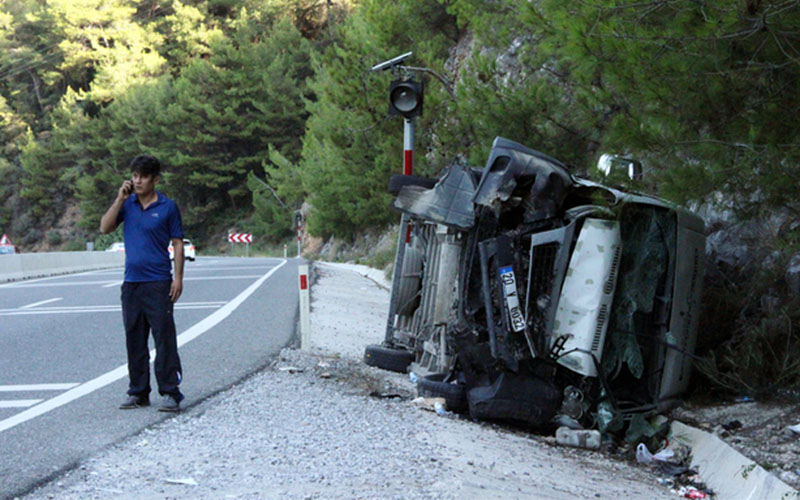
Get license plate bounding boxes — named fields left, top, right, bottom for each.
left=499, top=266, right=525, bottom=332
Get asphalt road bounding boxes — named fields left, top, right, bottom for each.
left=0, top=256, right=299, bottom=499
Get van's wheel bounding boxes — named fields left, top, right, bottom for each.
left=363, top=344, right=414, bottom=373
left=417, top=373, right=468, bottom=413
left=388, top=174, right=437, bottom=195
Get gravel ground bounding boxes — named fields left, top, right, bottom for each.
left=19, top=262, right=695, bottom=499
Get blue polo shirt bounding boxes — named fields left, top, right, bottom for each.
left=117, top=192, right=184, bottom=282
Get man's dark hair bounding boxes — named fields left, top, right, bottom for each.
left=129, top=154, right=162, bottom=177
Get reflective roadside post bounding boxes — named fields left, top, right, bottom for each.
left=298, top=264, right=310, bottom=350
left=370, top=52, right=424, bottom=345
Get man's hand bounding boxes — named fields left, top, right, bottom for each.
left=170, top=237, right=184, bottom=302
left=170, top=279, right=183, bottom=302
left=118, top=179, right=133, bottom=202
left=100, top=179, right=133, bottom=234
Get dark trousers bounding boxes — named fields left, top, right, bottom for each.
left=121, top=281, right=183, bottom=400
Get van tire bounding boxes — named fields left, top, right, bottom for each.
left=363, top=344, right=414, bottom=373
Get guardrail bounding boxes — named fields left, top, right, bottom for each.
left=0, top=251, right=125, bottom=283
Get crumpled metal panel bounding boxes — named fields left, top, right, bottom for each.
left=393, top=164, right=477, bottom=230
left=551, top=219, right=622, bottom=377
left=473, top=137, right=573, bottom=222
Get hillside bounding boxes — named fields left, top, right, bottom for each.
left=1, top=0, right=799, bottom=397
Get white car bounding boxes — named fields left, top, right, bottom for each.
left=168, top=239, right=196, bottom=261
left=105, top=242, right=125, bottom=252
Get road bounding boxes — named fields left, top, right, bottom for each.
left=0, top=257, right=299, bottom=499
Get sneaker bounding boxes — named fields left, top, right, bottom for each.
left=119, top=394, right=150, bottom=409
left=158, top=394, right=181, bottom=413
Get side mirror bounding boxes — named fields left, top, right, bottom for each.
left=597, top=154, right=643, bottom=181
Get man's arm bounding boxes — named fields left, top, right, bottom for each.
left=170, top=238, right=184, bottom=302
left=100, top=180, right=133, bottom=234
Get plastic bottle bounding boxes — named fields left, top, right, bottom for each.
left=555, top=426, right=601, bottom=450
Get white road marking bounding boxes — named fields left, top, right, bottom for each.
left=183, top=275, right=264, bottom=281
left=103, top=281, right=123, bottom=288
left=0, top=259, right=287, bottom=433
left=19, top=298, right=63, bottom=309
left=0, top=301, right=228, bottom=316
left=0, top=384, right=79, bottom=392
left=183, top=265, right=278, bottom=272
left=0, top=400, right=43, bottom=409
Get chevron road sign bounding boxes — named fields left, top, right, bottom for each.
left=228, top=233, right=253, bottom=243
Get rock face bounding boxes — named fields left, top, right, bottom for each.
left=786, top=253, right=800, bottom=296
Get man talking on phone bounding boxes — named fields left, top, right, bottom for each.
left=100, top=154, right=185, bottom=412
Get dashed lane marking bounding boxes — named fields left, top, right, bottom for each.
left=0, top=400, right=43, bottom=409
left=19, top=298, right=63, bottom=309
left=0, top=384, right=80, bottom=391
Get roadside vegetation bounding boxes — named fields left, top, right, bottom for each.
left=1, top=0, right=798, bottom=398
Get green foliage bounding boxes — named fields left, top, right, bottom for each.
left=695, top=259, right=800, bottom=399
left=245, top=144, right=306, bottom=240
left=0, top=95, right=26, bottom=230
left=63, top=238, right=87, bottom=251
left=298, top=0, right=458, bottom=238
left=47, top=230, right=62, bottom=246
left=94, top=225, right=123, bottom=250
left=4, top=2, right=315, bottom=244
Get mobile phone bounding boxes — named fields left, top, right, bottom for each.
left=124, top=179, right=133, bottom=195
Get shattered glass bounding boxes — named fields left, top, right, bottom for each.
left=603, top=207, right=675, bottom=379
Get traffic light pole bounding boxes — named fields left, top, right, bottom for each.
left=384, top=118, right=415, bottom=344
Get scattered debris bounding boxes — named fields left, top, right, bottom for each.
left=319, top=372, right=332, bottom=379
left=788, top=423, right=800, bottom=435
left=555, top=427, right=601, bottom=450
left=411, top=397, right=446, bottom=413
left=278, top=366, right=304, bottom=373
left=721, top=420, right=742, bottom=431
left=672, top=485, right=707, bottom=499
left=636, top=443, right=675, bottom=464
left=369, top=391, right=404, bottom=400
left=164, top=477, right=198, bottom=486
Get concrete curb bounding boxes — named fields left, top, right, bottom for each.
left=670, top=421, right=797, bottom=499
left=316, top=262, right=391, bottom=290
left=0, top=251, right=124, bottom=283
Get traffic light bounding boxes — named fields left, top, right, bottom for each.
left=389, top=79, right=423, bottom=118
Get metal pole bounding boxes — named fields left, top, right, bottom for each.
left=297, top=222, right=301, bottom=258
left=384, top=117, right=415, bottom=344
left=403, top=118, right=414, bottom=175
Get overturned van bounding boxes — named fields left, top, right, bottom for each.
left=365, top=137, right=705, bottom=431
